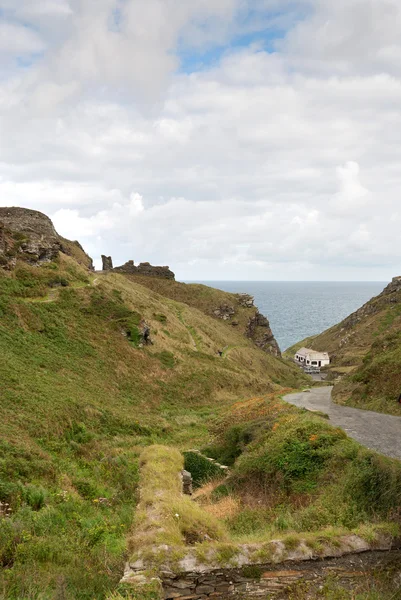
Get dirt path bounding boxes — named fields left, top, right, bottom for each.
left=284, top=387, right=401, bottom=461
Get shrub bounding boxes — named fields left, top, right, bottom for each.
left=23, top=485, right=47, bottom=511
left=183, top=452, right=223, bottom=488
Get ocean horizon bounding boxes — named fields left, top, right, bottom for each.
left=183, top=281, right=386, bottom=351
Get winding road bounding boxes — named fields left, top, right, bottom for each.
left=284, top=387, right=401, bottom=461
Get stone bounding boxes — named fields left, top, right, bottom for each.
left=212, top=305, right=236, bottom=320
left=169, top=579, right=195, bottom=589
left=181, top=470, right=193, bottom=496
left=246, top=311, right=281, bottom=356
left=114, top=259, right=175, bottom=280
left=164, top=588, right=192, bottom=598
left=101, top=255, right=113, bottom=270
left=237, top=294, right=255, bottom=308
left=0, top=207, right=93, bottom=270
left=195, top=585, right=215, bottom=594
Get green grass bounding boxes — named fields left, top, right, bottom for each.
left=198, top=394, right=401, bottom=544
left=1, top=248, right=399, bottom=599
left=0, top=254, right=309, bottom=598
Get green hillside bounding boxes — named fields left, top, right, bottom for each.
left=0, top=243, right=306, bottom=599
left=285, top=277, right=401, bottom=415
left=1, top=211, right=400, bottom=600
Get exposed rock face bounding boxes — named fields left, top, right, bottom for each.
left=337, top=276, right=401, bottom=333
left=213, top=304, right=236, bottom=321
left=113, top=259, right=175, bottom=280
left=237, top=293, right=255, bottom=308
left=0, top=207, right=94, bottom=270
left=102, top=255, right=113, bottom=271
left=246, top=311, right=281, bottom=356
left=0, top=207, right=61, bottom=266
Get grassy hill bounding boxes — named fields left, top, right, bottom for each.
left=0, top=238, right=307, bottom=599
left=1, top=211, right=400, bottom=600
left=285, top=277, right=401, bottom=415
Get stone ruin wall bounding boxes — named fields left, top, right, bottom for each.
left=122, top=446, right=401, bottom=600
left=101, top=256, right=175, bottom=280
left=159, top=549, right=401, bottom=599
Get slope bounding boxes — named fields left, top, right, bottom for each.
left=285, top=277, right=401, bottom=415
left=0, top=226, right=306, bottom=599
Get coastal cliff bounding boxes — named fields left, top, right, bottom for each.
left=287, top=276, right=401, bottom=415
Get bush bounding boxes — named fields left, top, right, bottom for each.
left=235, top=416, right=347, bottom=494
left=183, top=452, right=223, bottom=488
left=204, top=421, right=267, bottom=466
left=344, top=451, right=401, bottom=516
left=22, top=485, right=47, bottom=511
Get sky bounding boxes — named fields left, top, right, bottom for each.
left=0, top=0, right=401, bottom=281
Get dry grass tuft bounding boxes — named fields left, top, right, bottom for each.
left=203, top=496, right=240, bottom=520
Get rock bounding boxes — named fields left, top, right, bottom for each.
left=237, top=294, right=255, bottom=308
left=181, top=470, right=193, bottom=496
left=246, top=311, right=281, bottom=357
left=114, top=259, right=175, bottom=280
left=101, top=255, right=113, bottom=271
left=0, top=207, right=93, bottom=270
left=213, top=305, right=236, bottom=320
left=140, top=320, right=153, bottom=345
left=195, top=584, right=215, bottom=594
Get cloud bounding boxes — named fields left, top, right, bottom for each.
left=0, top=0, right=401, bottom=280
left=0, top=23, right=46, bottom=57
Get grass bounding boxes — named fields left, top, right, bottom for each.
left=128, top=445, right=227, bottom=560
left=0, top=245, right=400, bottom=598
left=286, top=281, right=401, bottom=416
left=0, top=254, right=309, bottom=598
left=192, top=393, right=401, bottom=548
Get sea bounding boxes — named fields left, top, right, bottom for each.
left=186, top=281, right=386, bottom=352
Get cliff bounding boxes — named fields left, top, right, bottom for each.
left=286, top=277, right=401, bottom=415
left=0, top=206, right=94, bottom=270
left=0, top=207, right=399, bottom=600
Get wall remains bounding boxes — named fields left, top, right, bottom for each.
left=121, top=446, right=400, bottom=600
left=113, top=259, right=175, bottom=280
left=160, top=549, right=401, bottom=599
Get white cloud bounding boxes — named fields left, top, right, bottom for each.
left=0, top=23, right=46, bottom=56
left=0, top=0, right=401, bottom=280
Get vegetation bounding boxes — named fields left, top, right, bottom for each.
left=0, top=238, right=400, bottom=599
left=195, top=394, right=401, bottom=544
left=0, top=251, right=308, bottom=599
left=285, top=280, right=401, bottom=415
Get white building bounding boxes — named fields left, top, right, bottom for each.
left=294, top=347, right=330, bottom=368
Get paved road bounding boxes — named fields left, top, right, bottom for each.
left=284, top=387, right=401, bottom=461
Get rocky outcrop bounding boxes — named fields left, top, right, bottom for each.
left=0, top=207, right=61, bottom=267
left=102, top=255, right=113, bottom=271
left=113, top=259, right=175, bottom=280
left=237, top=294, right=255, bottom=308
left=212, top=296, right=280, bottom=355
left=0, top=207, right=94, bottom=270
left=213, top=304, right=236, bottom=321
left=333, top=276, right=401, bottom=333
left=246, top=311, right=281, bottom=357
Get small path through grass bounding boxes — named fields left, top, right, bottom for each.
left=284, top=387, right=401, bottom=461
left=24, top=276, right=100, bottom=304
left=176, top=308, right=198, bottom=352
